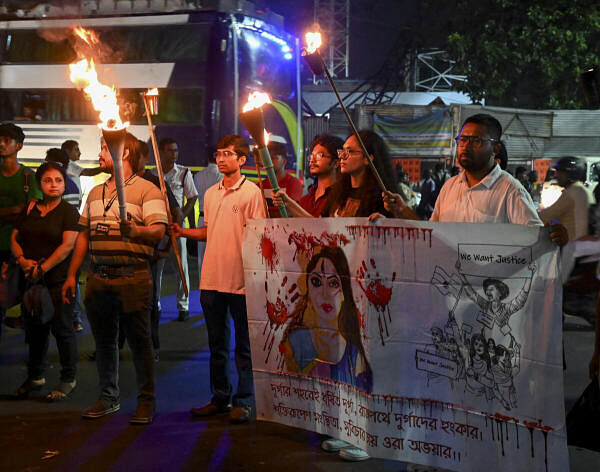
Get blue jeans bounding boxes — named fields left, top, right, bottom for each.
left=84, top=266, right=154, bottom=403
left=24, top=284, right=77, bottom=382
left=200, top=290, right=253, bottom=408
left=72, top=281, right=83, bottom=325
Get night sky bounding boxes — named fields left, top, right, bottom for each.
left=263, top=0, right=421, bottom=79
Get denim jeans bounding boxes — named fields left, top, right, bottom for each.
left=84, top=266, right=154, bottom=403
left=200, top=290, right=253, bottom=408
left=155, top=236, right=189, bottom=312
left=149, top=259, right=161, bottom=350
left=24, top=284, right=77, bottom=382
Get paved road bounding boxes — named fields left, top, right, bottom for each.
left=1, top=258, right=599, bottom=471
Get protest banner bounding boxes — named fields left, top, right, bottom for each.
left=243, top=218, right=567, bottom=471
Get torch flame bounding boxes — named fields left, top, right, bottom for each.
left=69, top=58, right=128, bottom=130
left=305, top=31, right=322, bottom=54
left=146, top=88, right=159, bottom=96
left=73, top=26, right=99, bottom=46
left=242, top=91, right=272, bottom=113
left=264, top=130, right=270, bottom=145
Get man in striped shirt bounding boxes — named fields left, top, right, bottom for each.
left=62, top=132, right=167, bottom=424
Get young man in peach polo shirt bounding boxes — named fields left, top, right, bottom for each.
left=172, top=135, right=265, bottom=424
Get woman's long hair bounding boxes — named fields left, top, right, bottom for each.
left=283, top=246, right=371, bottom=376
left=322, top=130, right=396, bottom=217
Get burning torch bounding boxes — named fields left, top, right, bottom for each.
left=68, top=57, right=129, bottom=223
left=239, top=92, right=288, bottom=218
left=142, top=88, right=189, bottom=298
left=303, top=30, right=387, bottom=192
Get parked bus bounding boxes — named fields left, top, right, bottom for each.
left=0, top=3, right=302, bottom=178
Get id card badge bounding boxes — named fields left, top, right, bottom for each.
left=96, top=222, right=110, bottom=235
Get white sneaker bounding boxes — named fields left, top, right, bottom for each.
left=339, top=446, right=370, bottom=461
left=321, top=438, right=352, bottom=452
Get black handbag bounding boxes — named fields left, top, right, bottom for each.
left=566, top=377, right=600, bottom=451
left=23, top=283, right=54, bottom=324
left=0, top=261, right=22, bottom=310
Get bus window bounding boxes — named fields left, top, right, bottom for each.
left=1, top=24, right=211, bottom=64
left=0, top=88, right=204, bottom=125
left=238, top=28, right=295, bottom=101
left=3, top=30, right=75, bottom=63
left=99, top=24, right=211, bottom=63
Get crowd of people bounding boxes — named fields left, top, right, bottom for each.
left=0, top=111, right=595, bottom=466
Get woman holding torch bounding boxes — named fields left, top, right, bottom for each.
left=274, top=130, right=396, bottom=219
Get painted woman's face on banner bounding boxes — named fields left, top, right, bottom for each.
left=308, top=257, right=344, bottom=329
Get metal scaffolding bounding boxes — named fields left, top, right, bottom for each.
left=314, top=0, right=350, bottom=78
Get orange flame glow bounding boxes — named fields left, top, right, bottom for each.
left=305, top=31, right=322, bottom=54
left=242, top=91, right=271, bottom=113
left=146, top=88, right=159, bottom=96
left=73, top=27, right=99, bottom=46
left=69, top=58, right=128, bottom=130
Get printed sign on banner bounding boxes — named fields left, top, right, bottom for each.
left=243, top=218, right=568, bottom=472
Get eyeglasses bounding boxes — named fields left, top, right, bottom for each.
left=309, top=152, right=333, bottom=161
left=213, top=150, right=238, bottom=159
left=337, top=149, right=363, bottom=159
left=454, top=135, right=498, bottom=148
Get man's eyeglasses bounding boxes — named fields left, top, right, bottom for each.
left=213, top=150, right=238, bottom=159
left=309, top=152, right=333, bottom=161
left=454, top=135, right=498, bottom=148
left=337, top=149, right=363, bottom=159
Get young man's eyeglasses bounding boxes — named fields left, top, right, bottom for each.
left=337, top=149, right=363, bottom=159
left=454, top=135, right=498, bottom=148
left=309, top=152, right=333, bottom=161
left=213, top=150, right=238, bottom=159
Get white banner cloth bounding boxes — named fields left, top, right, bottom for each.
left=243, top=218, right=568, bottom=472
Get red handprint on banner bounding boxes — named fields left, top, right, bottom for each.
left=263, top=277, right=300, bottom=364
left=357, top=258, right=396, bottom=345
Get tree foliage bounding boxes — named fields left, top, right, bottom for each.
left=428, top=0, right=600, bottom=108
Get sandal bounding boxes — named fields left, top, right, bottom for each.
left=46, top=380, right=76, bottom=402
left=12, top=378, right=45, bottom=398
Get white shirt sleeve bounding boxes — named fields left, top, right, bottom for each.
left=183, top=168, right=198, bottom=199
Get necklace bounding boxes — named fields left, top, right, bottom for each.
left=102, top=174, right=136, bottom=217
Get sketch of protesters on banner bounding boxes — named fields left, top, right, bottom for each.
left=279, top=246, right=373, bottom=392
left=419, top=257, right=535, bottom=411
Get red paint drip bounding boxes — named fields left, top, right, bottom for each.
left=259, top=234, right=278, bottom=273
left=288, top=283, right=297, bottom=294
left=281, top=276, right=287, bottom=287
left=288, top=231, right=350, bottom=261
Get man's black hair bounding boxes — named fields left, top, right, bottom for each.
left=61, top=139, right=78, bottom=152
left=267, top=141, right=288, bottom=160
left=495, top=141, right=508, bottom=170
left=158, top=137, right=177, bottom=151
left=0, top=122, right=25, bottom=144
left=45, top=147, right=69, bottom=167
left=462, top=113, right=502, bottom=141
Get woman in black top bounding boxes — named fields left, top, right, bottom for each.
left=10, top=161, right=80, bottom=400
left=321, top=130, right=396, bottom=218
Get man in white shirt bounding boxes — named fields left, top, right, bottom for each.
left=193, top=150, right=223, bottom=289
left=381, top=113, right=567, bottom=472
left=61, top=140, right=103, bottom=202
left=386, top=114, right=545, bottom=227
left=172, top=134, right=265, bottom=424
left=153, top=137, right=198, bottom=321
left=539, top=157, right=590, bottom=281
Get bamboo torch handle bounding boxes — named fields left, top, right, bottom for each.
left=142, top=94, right=189, bottom=298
